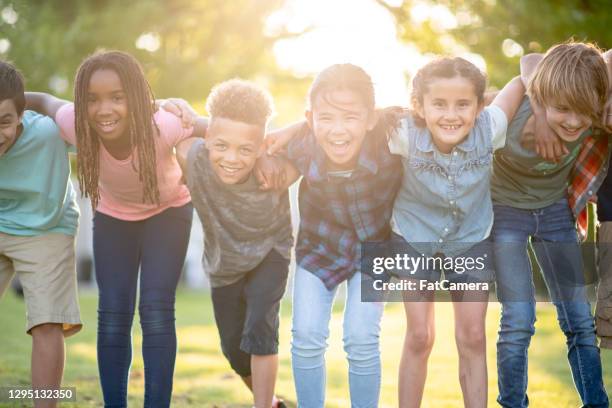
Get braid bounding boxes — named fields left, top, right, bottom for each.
left=73, top=51, right=160, bottom=209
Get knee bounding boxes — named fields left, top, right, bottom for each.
left=455, top=325, right=486, bottom=353
left=500, top=303, right=536, bottom=333
left=139, top=303, right=175, bottom=336
left=291, top=324, right=328, bottom=358
left=405, top=326, right=435, bottom=355
left=30, top=323, right=63, bottom=339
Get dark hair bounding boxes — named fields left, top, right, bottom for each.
left=411, top=57, right=487, bottom=126
left=304, top=63, right=399, bottom=144
left=0, top=60, right=25, bottom=115
left=206, top=78, right=274, bottom=127
left=307, top=63, right=375, bottom=111
left=74, top=50, right=159, bottom=209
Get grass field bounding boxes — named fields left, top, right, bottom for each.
left=1, top=289, right=612, bottom=407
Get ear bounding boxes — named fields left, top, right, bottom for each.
left=476, top=100, right=485, bottom=115
left=415, top=102, right=426, bottom=122
left=256, top=136, right=266, bottom=158
left=305, top=110, right=314, bottom=130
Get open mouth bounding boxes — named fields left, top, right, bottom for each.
left=560, top=125, right=583, bottom=137
left=328, top=140, right=351, bottom=154
left=96, top=119, right=120, bottom=133
left=219, top=164, right=243, bottom=175
left=440, top=124, right=462, bottom=131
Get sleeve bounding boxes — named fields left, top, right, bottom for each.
left=485, top=105, right=509, bottom=151
left=387, top=118, right=411, bottom=156
left=54, top=103, right=77, bottom=146
left=286, top=126, right=313, bottom=176
left=186, top=138, right=206, bottom=192
left=154, top=109, right=195, bottom=147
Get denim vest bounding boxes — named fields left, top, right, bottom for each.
left=392, top=110, right=494, bottom=256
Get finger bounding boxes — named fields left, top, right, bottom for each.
left=267, top=138, right=281, bottom=155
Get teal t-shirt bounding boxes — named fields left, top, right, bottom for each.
left=490, top=96, right=589, bottom=209
left=0, top=110, right=79, bottom=236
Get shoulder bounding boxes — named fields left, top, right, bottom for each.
left=154, top=109, right=194, bottom=144
left=22, top=110, right=61, bottom=139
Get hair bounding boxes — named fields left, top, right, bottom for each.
left=0, top=60, right=25, bottom=115
left=206, top=79, right=274, bottom=128
left=411, top=57, right=487, bottom=127
left=303, top=63, right=399, bottom=143
left=528, top=41, right=608, bottom=125
left=73, top=50, right=159, bottom=209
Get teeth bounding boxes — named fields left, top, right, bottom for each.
left=441, top=125, right=460, bottom=130
left=331, top=141, right=349, bottom=146
left=220, top=165, right=240, bottom=174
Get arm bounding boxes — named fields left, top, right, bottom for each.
left=491, top=76, right=524, bottom=122
left=175, top=137, right=199, bottom=183
left=266, top=120, right=307, bottom=155
left=25, top=92, right=70, bottom=118
left=159, top=97, right=208, bottom=136
left=519, top=53, right=543, bottom=88
left=255, top=154, right=300, bottom=191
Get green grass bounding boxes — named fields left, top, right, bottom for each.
left=1, top=289, right=612, bottom=407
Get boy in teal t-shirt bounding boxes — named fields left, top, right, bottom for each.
left=0, top=61, right=81, bottom=400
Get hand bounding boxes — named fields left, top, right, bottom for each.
left=532, top=104, right=568, bottom=162
left=602, top=93, right=612, bottom=133
left=255, top=154, right=287, bottom=190
left=159, top=98, right=199, bottom=129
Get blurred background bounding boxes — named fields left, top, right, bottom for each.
left=2, top=2, right=612, bottom=406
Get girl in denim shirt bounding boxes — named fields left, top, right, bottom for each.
left=388, top=57, right=524, bottom=407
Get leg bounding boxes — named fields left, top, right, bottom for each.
left=139, top=204, right=193, bottom=408
left=532, top=200, right=608, bottom=407
left=4, top=232, right=82, bottom=408
left=452, top=296, right=488, bottom=408
left=596, top=222, right=612, bottom=348
left=30, top=323, right=64, bottom=408
left=242, top=250, right=289, bottom=408
left=492, top=204, right=538, bottom=408
left=93, top=212, right=141, bottom=408
left=343, top=272, right=385, bottom=408
left=291, top=266, right=337, bottom=408
left=398, top=287, right=435, bottom=408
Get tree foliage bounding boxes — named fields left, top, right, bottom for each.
left=0, top=0, right=283, bottom=102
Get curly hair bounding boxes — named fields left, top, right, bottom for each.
left=206, top=79, right=274, bottom=127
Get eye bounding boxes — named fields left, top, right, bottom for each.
left=112, top=95, right=124, bottom=102
left=214, top=143, right=227, bottom=151
left=240, top=147, right=254, bottom=155
left=554, top=105, right=569, bottom=113
left=433, top=101, right=444, bottom=107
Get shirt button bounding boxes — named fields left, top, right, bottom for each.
left=448, top=175, right=453, bottom=181
left=588, top=190, right=593, bottom=195
left=450, top=200, right=455, bottom=205
left=438, top=238, right=443, bottom=243
left=444, top=227, right=449, bottom=233
left=453, top=211, right=457, bottom=216
left=453, top=151, right=458, bottom=156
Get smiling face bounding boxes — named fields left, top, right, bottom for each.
left=307, top=88, right=376, bottom=171
left=416, top=76, right=483, bottom=154
left=86, top=69, right=129, bottom=143
left=206, top=117, right=264, bottom=184
left=0, top=99, right=22, bottom=157
left=544, top=101, right=592, bottom=143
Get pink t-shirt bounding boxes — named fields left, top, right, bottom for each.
left=56, top=103, right=193, bottom=221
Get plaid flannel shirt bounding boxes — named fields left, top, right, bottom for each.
left=287, top=127, right=402, bottom=289
left=568, top=130, right=612, bottom=239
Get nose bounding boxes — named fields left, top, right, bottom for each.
left=225, top=148, right=239, bottom=162
left=443, top=107, right=460, bottom=120
left=565, top=112, right=582, bottom=127
left=330, top=119, right=346, bottom=134
left=98, top=98, right=114, bottom=116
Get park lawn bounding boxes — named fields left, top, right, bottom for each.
left=1, top=289, right=612, bottom=407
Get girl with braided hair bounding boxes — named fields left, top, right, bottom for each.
left=26, top=50, right=206, bottom=408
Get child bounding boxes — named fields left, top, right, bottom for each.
left=269, top=63, right=403, bottom=408
left=25, top=50, right=206, bottom=408
left=492, top=42, right=609, bottom=407
left=0, top=61, right=81, bottom=408
left=387, top=57, right=523, bottom=408
left=175, top=79, right=292, bottom=408
left=594, top=49, right=612, bottom=349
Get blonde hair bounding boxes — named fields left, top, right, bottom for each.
left=528, top=42, right=608, bottom=125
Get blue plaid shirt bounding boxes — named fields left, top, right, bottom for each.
left=288, top=125, right=402, bottom=289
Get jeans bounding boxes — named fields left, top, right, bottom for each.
left=493, top=199, right=608, bottom=407
left=291, top=266, right=384, bottom=408
left=93, top=204, right=193, bottom=408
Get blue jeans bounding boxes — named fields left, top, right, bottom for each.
left=291, top=267, right=384, bottom=408
left=493, top=199, right=608, bottom=407
left=93, top=204, right=193, bottom=408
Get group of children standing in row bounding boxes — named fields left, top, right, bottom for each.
left=0, top=39, right=611, bottom=408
